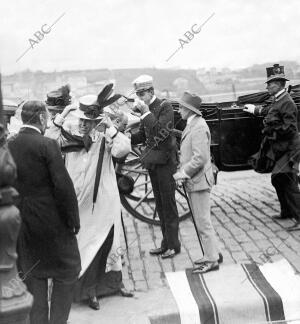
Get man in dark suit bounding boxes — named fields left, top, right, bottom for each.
left=244, top=64, right=300, bottom=231
left=130, top=75, right=180, bottom=258
left=8, top=100, right=81, bottom=324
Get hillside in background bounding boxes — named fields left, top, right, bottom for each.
left=3, top=61, right=300, bottom=103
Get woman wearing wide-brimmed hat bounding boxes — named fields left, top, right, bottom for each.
left=46, top=84, right=133, bottom=310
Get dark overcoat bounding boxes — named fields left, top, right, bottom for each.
left=258, top=92, right=300, bottom=174
left=8, top=127, right=81, bottom=279
left=131, top=98, right=177, bottom=169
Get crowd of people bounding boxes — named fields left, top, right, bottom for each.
left=4, top=63, right=300, bottom=324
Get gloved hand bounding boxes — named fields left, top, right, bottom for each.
left=243, top=104, right=256, bottom=114
left=173, top=170, right=189, bottom=186
left=132, top=99, right=149, bottom=115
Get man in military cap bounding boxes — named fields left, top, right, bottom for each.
left=244, top=64, right=300, bottom=231
left=130, top=75, right=181, bottom=258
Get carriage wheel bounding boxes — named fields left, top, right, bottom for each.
left=119, top=145, right=191, bottom=225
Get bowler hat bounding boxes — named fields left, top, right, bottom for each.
left=178, top=91, right=202, bottom=116
left=266, top=64, right=289, bottom=83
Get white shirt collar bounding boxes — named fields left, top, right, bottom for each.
left=22, top=125, right=42, bottom=134
left=187, top=113, right=196, bottom=125
left=275, top=88, right=285, bottom=98
left=149, top=95, right=157, bottom=105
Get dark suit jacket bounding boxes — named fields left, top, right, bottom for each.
left=8, top=127, right=81, bottom=279
left=131, top=97, right=177, bottom=169
left=257, top=92, right=300, bottom=174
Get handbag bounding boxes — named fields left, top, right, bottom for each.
left=116, top=173, right=134, bottom=194
left=248, top=136, right=275, bottom=173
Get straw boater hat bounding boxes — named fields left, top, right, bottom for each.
left=132, top=75, right=154, bottom=93
left=72, top=83, right=121, bottom=120
left=46, top=84, right=71, bottom=114
left=178, top=91, right=202, bottom=116
left=265, top=64, right=289, bottom=83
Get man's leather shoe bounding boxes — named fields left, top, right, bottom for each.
left=272, top=215, right=291, bottom=220
left=119, top=287, right=134, bottom=297
left=161, top=248, right=180, bottom=259
left=194, top=252, right=223, bottom=265
left=88, top=296, right=100, bottom=310
left=149, top=247, right=166, bottom=255
left=286, top=222, right=300, bottom=232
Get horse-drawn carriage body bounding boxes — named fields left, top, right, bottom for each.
left=120, top=99, right=267, bottom=225
left=4, top=91, right=299, bottom=225
left=2, top=97, right=266, bottom=225
left=171, top=100, right=264, bottom=171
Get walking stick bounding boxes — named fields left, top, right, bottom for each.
left=182, top=183, right=205, bottom=257
left=120, top=210, right=128, bottom=250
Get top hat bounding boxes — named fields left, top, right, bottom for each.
left=132, top=75, right=154, bottom=93
left=72, top=84, right=121, bottom=120
left=178, top=91, right=202, bottom=116
left=266, top=64, right=289, bottom=83
left=46, top=84, right=71, bottom=113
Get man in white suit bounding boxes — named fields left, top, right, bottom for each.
left=173, top=92, right=220, bottom=273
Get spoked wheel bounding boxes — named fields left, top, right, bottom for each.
left=119, top=145, right=191, bottom=225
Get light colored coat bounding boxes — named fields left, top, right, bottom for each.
left=46, top=116, right=131, bottom=277
left=180, top=115, right=214, bottom=192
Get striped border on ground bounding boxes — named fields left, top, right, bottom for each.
left=185, top=269, right=219, bottom=324
left=165, top=271, right=200, bottom=324
left=242, top=263, right=285, bottom=322
left=259, top=259, right=300, bottom=322
left=159, top=260, right=300, bottom=324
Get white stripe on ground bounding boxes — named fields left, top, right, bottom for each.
left=198, top=274, right=219, bottom=324
left=202, top=263, right=267, bottom=323
left=259, top=259, right=300, bottom=324
left=242, top=265, right=271, bottom=321
left=166, top=271, right=201, bottom=324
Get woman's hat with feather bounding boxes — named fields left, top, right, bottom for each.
left=72, top=83, right=122, bottom=120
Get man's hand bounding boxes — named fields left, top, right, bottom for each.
left=173, top=170, right=189, bottom=186
left=95, top=116, right=113, bottom=132
left=243, top=104, right=256, bottom=114
left=132, top=99, right=149, bottom=115
left=98, top=116, right=114, bottom=129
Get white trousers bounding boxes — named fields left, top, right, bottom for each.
left=188, top=189, right=219, bottom=262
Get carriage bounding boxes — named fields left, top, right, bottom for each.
left=1, top=97, right=266, bottom=225
left=4, top=87, right=300, bottom=225
left=118, top=99, right=265, bottom=225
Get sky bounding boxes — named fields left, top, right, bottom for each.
left=0, top=0, right=300, bottom=75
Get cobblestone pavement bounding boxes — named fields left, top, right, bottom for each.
left=70, top=170, right=300, bottom=323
